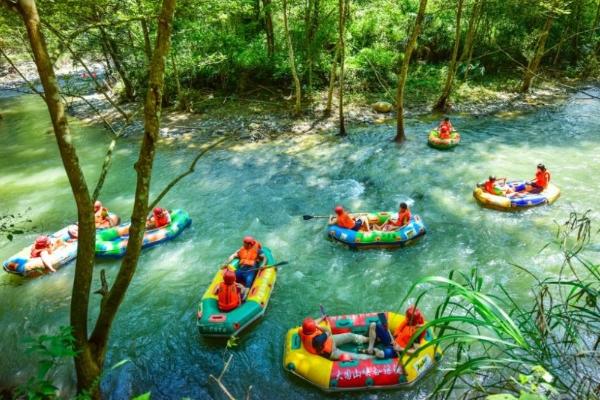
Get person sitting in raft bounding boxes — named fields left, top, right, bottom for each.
left=226, top=236, right=266, bottom=288
left=524, top=163, right=551, bottom=194
left=30, top=235, right=57, bottom=273
left=146, top=207, right=171, bottom=229
left=438, top=117, right=453, bottom=139
left=483, top=176, right=514, bottom=196
left=333, top=206, right=369, bottom=231
left=94, top=200, right=115, bottom=229
left=216, top=269, right=247, bottom=312
left=299, top=317, right=373, bottom=361
left=363, top=306, right=426, bottom=359
left=373, top=202, right=411, bottom=231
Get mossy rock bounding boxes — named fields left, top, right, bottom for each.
left=372, top=101, right=393, bottom=113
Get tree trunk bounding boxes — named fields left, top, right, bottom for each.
left=521, top=10, right=555, bottom=92
left=136, top=0, right=153, bottom=63
left=433, top=0, right=464, bottom=112
left=262, top=0, right=275, bottom=58
left=305, top=0, right=319, bottom=95
left=282, top=0, right=302, bottom=115
left=325, top=42, right=339, bottom=116
left=10, top=0, right=97, bottom=394
left=594, top=0, right=600, bottom=53
left=459, top=0, right=483, bottom=80
left=337, top=0, right=347, bottom=136
left=394, top=0, right=428, bottom=143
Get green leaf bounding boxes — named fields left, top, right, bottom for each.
left=131, top=392, right=151, bottom=400
left=486, top=395, right=518, bottom=400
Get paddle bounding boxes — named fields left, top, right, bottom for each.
left=303, top=215, right=330, bottom=220
left=241, top=261, right=289, bottom=273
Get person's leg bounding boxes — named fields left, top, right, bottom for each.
left=333, top=332, right=369, bottom=346
left=330, top=348, right=373, bottom=360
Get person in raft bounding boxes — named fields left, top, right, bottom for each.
left=525, top=163, right=551, bottom=194
left=483, top=176, right=514, bottom=196
left=30, top=235, right=58, bottom=273
left=362, top=306, right=426, bottom=359
left=146, top=207, right=171, bottom=229
left=299, top=317, right=373, bottom=361
left=373, top=202, right=411, bottom=231
left=94, top=200, right=115, bottom=229
left=438, top=117, right=453, bottom=139
left=216, top=269, right=247, bottom=312
left=333, top=206, right=369, bottom=231
left=225, top=236, right=266, bottom=288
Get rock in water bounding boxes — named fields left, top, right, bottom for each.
left=372, top=101, right=393, bottom=113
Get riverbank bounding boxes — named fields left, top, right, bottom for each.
left=0, top=60, right=588, bottom=141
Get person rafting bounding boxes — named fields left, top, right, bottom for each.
left=438, top=117, right=453, bottom=139
left=483, top=176, right=514, bottom=196
left=146, top=207, right=171, bottom=229
left=226, top=236, right=266, bottom=288
left=216, top=269, right=246, bottom=312
left=363, top=306, right=426, bottom=359
left=525, top=163, right=551, bottom=194
left=333, top=206, right=369, bottom=231
left=30, top=235, right=57, bottom=273
left=373, top=202, right=411, bottom=231
left=299, top=317, right=373, bottom=361
left=94, top=200, right=112, bottom=228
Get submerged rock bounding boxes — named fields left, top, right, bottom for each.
left=372, top=101, right=393, bottom=113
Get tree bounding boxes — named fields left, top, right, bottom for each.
left=337, top=0, right=347, bottom=136
left=394, top=0, right=428, bottom=143
left=521, top=1, right=562, bottom=92
left=433, top=0, right=464, bottom=112
left=459, top=0, right=484, bottom=81
left=262, top=0, right=275, bottom=58
left=1, top=0, right=178, bottom=397
left=282, top=0, right=302, bottom=115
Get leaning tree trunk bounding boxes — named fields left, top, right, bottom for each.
left=262, top=0, right=275, bottom=58
left=305, top=0, right=319, bottom=95
left=282, top=0, right=302, bottom=115
left=459, top=0, right=482, bottom=80
left=433, top=0, right=464, bottom=112
left=98, top=25, right=136, bottom=100
left=325, top=42, right=339, bottom=116
left=521, top=10, right=555, bottom=92
left=136, top=0, right=153, bottom=63
left=394, top=0, right=428, bottom=143
left=337, top=0, right=347, bottom=136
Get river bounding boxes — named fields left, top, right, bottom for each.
left=0, top=89, right=599, bottom=399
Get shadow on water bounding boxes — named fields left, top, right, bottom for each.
left=0, top=89, right=600, bottom=399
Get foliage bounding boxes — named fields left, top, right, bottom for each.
left=398, top=211, right=600, bottom=400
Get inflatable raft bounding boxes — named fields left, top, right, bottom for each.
left=283, top=311, right=442, bottom=391
left=2, top=225, right=78, bottom=277
left=428, top=129, right=460, bottom=149
left=473, top=181, right=560, bottom=211
left=197, top=247, right=276, bottom=337
left=328, top=212, right=426, bottom=249
left=95, top=209, right=191, bottom=257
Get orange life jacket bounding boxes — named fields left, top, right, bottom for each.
left=217, top=282, right=241, bottom=311
left=393, top=321, right=425, bottom=348
left=394, top=210, right=411, bottom=226
left=299, top=327, right=333, bottom=356
left=439, top=125, right=451, bottom=139
left=238, top=241, right=262, bottom=266
left=535, top=171, right=551, bottom=188
left=336, top=212, right=355, bottom=229
left=155, top=213, right=170, bottom=228
left=484, top=180, right=495, bottom=194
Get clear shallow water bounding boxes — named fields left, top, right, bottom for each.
left=0, top=91, right=599, bottom=399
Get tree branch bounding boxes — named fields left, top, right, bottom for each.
left=148, top=136, right=229, bottom=209
left=0, top=47, right=45, bottom=99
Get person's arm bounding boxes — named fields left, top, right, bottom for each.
left=40, top=250, right=56, bottom=272
left=226, top=251, right=239, bottom=263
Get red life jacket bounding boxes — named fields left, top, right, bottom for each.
left=30, top=244, right=51, bottom=258
left=299, top=327, right=333, bottom=356
left=238, top=241, right=262, bottom=266
left=394, top=210, right=411, bottom=226
left=535, top=171, right=551, bottom=188
left=439, top=125, right=451, bottom=139
left=155, top=212, right=170, bottom=228
left=217, top=282, right=241, bottom=311
left=336, top=212, right=355, bottom=229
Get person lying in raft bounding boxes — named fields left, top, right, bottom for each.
left=146, top=207, right=171, bottom=229
left=438, top=117, right=453, bottom=139
left=362, top=306, right=426, bottom=359
left=299, top=317, right=373, bottom=361
left=225, top=236, right=266, bottom=288
left=216, top=269, right=248, bottom=312
left=483, top=176, right=514, bottom=197
left=333, top=206, right=370, bottom=231
left=30, top=235, right=58, bottom=273
left=524, top=163, right=551, bottom=194
left=373, top=202, right=411, bottom=231
left=94, top=200, right=117, bottom=229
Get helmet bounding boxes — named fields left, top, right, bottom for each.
left=153, top=207, right=165, bottom=215
left=94, top=200, right=102, bottom=212
left=34, top=236, right=50, bottom=248
left=243, top=236, right=255, bottom=245
left=334, top=206, right=344, bottom=215
left=406, top=305, right=424, bottom=326
left=223, top=269, right=236, bottom=285
left=302, top=317, right=317, bottom=335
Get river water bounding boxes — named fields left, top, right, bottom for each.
left=0, top=90, right=599, bottom=399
